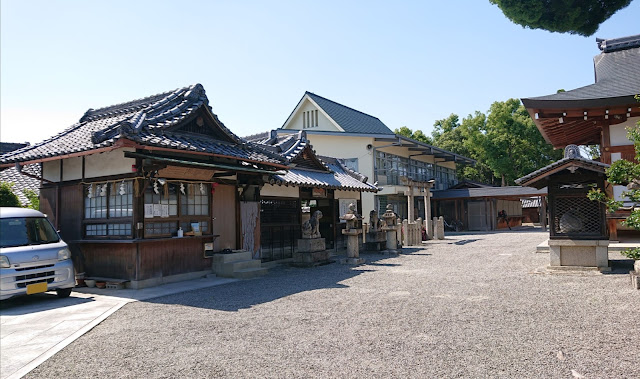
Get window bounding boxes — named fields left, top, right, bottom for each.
left=143, top=182, right=211, bottom=237
left=342, top=158, right=359, bottom=172
left=302, top=110, right=318, bottom=129
left=83, top=181, right=133, bottom=238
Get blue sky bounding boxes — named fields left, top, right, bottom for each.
left=1, top=1, right=638, bottom=144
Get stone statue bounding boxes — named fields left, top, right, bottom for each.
left=302, top=210, right=323, bottom=239
left=559, top=208, right=583, bottom=233
left=369, top=209, right=383, bottom=232
left=340, top=203, right=361, bottom=230
left=382, top=204, right=397, bottom=227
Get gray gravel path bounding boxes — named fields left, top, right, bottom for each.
left=26, top=229, right=639, bottom=378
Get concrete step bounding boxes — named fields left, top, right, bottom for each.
left=212, top=250, right=252, bottom=264
left=215, top=259, right=263, bottom=277
left=233, top=267, right=269, bottom=279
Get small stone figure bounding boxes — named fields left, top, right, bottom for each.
left=369, top=209, right=383, bottom=232
left=302, top=210, right=323, bottom=239
left=559, top=208, right=583, bottom=233
left=382, top=204, right=397, bottom=227
left=340, top=203, right=361, bottom=230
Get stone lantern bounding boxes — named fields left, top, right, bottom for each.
left=340, top=203, right=365, bottom=264
left=381, top=204, right=399, bottom=254
left=516, top=145, right=610, bottom=271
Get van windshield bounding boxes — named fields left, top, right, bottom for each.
left=0, top=217, right=60, bottom=248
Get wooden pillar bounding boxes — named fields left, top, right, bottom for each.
left=540, top=196, right=547, bottom=232
left=601, top=121, right=612, bottom=164
left=608, top=219, right=618, bottom=241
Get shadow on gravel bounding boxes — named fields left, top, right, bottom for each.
left=142, top=254, right=403, bottom=311
left=0, top=293, right=94, bottom=315
left=453, top=239, right=480, bottom=245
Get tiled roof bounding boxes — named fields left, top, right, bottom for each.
left=0, top=84, right=285, bottom=166
left=301, top=92, right=395, bottom=135
left=253, top=130, right=377, bottom=192
left=522, top=35, right=640, bottom=105
left=0, top=164, right=41, bottom=206
left=271, top=159, right=377, bottom=192
left=0, top=142, right=29, bottom=154
left=515, top=157, right=609, bottom=187
left=431, top=186, right=547, bottom=200
left=521, top=197, right=541, bottom=208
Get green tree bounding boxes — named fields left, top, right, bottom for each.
left=23, top=189, right=40, bottom=210
left=0, top=182, right=21, bottom=207
left=481, top=99, right=563, bottom=186
left=490, top=0, right=633, bottom=36
left=394, top=126, right=433, bottom=145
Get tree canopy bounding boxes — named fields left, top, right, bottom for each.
left=489, top=0, right=633, bottom=36
left=0, top=182, right=21, bottom=207
left=398, top=99, right=563, bottom=186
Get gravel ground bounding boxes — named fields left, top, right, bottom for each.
left=27, top=228, right=639, bottom=378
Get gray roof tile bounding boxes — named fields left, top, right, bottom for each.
left=522, top=35, right=640, bottom=105
left=1, top=84, right=286, bottom=166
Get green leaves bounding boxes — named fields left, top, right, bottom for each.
left=0, top=182, right=21, bottom=207
left=490, top=0, right=633, bottom=36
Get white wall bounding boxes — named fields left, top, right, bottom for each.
left=283, top=98, right=342, bottom=132
left=42, top=161, right=60, bottom=182
left=63, top=156, right=83, bottom=181
left=610, top=116, right=638, bottom=146
left=334, top=190, right=362, bottom=200
left=304, top=134, right=376, bottom=217
left=85, top=148, right=136, bottom=178
left=261, top=184, right=299, bottom=198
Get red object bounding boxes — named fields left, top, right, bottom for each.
left=131, top=164, right=137, bottom=172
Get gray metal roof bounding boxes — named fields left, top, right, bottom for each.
left=298, top=92, right=395, bottom=135
left=431, top=186, right=547, bottom=200
left=0, top=84, right=286, bottom=167
left=522, top=35, right=640, bottom=107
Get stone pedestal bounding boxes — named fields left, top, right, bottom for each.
left=340, top=229, right=364, bottom=264
left=548, top=239, right=609, bottom=271
left=381, top=227, right=398, bottom=255
left=364, top=231, right=386, bottom=251
left=433, top=216, right=445, bottom=240
left=297, top=238, right=326, bottom=253
left=293, top=238, right=329, bottom=267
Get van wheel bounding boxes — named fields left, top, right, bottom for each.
left=56, top=288, right=72, bottom=298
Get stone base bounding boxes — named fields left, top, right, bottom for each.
left=364, top=231, right=386, bottom=252
left=631, top=271, right=640, bottom=290
left=339, top=257, right=365, bottom=265
left=297, top=238, right=326, bottom=253
left=291, top=250, right=331, bottom=268
left=548, top=239, right=609, bottom=270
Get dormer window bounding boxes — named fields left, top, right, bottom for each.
left=302, top=110, right=318, bottom=129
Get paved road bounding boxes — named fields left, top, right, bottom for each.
left=7, top=228, right=640, bottom=378
left=0, top=276, right=237, bottom=379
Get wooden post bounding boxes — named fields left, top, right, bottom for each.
left=540, top=196, right=547, bottom=232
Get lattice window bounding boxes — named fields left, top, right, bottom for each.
left=553, top=197, right=602, bottom=235
left=180, top=183, right=209, bottom=215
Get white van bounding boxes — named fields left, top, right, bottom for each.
left=0, top=207, right=75, bottom=300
